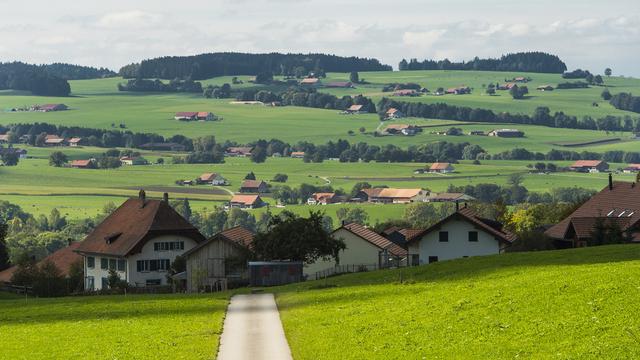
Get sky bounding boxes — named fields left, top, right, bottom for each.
left=1, top=0, right=638, bottom=76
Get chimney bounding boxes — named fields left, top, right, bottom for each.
left=163, top=192, right=169, bottom=203
left=609, top=173, right=613, bottom=190
left=139, top=189, right=146, bottom=207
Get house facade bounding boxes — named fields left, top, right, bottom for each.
left=197, top=173, right=227, bottom=185
left=488, top=129, right=525, bottom=137
left=74, top=191, right=205, bottom=290
left=307, top=192, right=337, bottom=205
left=229, top=194, right=264, bottom=209
left=569, top=160, right=609, bottom=173
left=407, top=207, right=515, bottom=265
left=225, top=147, right=253, bottom=157
left=429, top=162, right=454, bottom=173
left=120, top=157, right=148, bottom=166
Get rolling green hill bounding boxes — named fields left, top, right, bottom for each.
left=275, top=245, right=640, bottom=359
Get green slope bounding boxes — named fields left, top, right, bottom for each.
left=275, top=245, right=640, bottom=359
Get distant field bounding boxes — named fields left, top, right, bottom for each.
left=276, top=245, right=640, bottom=359
left=0, top=294, right=228, bottom=359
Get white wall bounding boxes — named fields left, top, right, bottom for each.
left=408, top=219, right=501, bottom=265
left=304, top=228, right=382, bottom=279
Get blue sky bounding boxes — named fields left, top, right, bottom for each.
left=1, top=0, right=638, bottom=75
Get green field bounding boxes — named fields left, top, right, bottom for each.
left=275, top=245, right=640, bottom=359
left=0, top=293, right=228, bottom=359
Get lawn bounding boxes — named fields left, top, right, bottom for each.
left=0, top=293, right=229, bottom=359
left=275, top=244, right=640, bottom=359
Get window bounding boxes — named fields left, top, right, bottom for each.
left=411, top=254, right=420, bottom=266
left=468, top=231, right=478, bottom=242
left=428, top=256, right=439, bottom=264
left=101, top=277, right=109, bottom=290
left=109, top=259, right=117, bottom=270
left=117, top=259, right=126, bottom=272
left=439, top=231, right=449, bottom=242
left=87, top=257, right=95, bottom=269
left=137, top=260, right=147, bottom=272
left=146, top=279, right=162, bottom=286
left=101, top=258, right=108, bottom=270
left=86, top=276, right=94, bottom=290
left=137, top=259, right=170, bottom=272
left=154, top=241, right=185, bottom=251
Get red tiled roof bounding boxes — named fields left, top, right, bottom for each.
left=71, top=159, right=93, bottom=167
left=386, top=108, right=399, bottom=115
left=430, top=162, right=452, bottom=171
left=398, top=228, right=424, bottom=242
left=0, top=243, right=83, bottom=283
left=545, top=181, right=640, bottom=241
left=300, top=78, right=319, bottom=84
left=197, top=112, right=211, bottom=117
left=199, top=173, right=219, bottom=181
left=570, top=160, right=603, bottom=168
left=176, top=112, right=198, bottom=117
left=75, top=197, right=205, bottom=257
left=0, top=265, right=16, bottom=283
left=347, top=104, right=363, bottom=111
left=230, top=194, right=261, bottom=205
left=68, top=137, right=82, bottom=143
left=184, top=226, right=255, bottom=257
left=624, top=164, right=640, bottom=170
left=336, top=223, right=406, bottom=257
left=312, top=192, right=336, bottom=201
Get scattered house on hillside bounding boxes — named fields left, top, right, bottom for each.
left=225, top=147, right=253, bottom=157
left=0, top=134, right=9, bottom=143
left=358, top=188, right=428, bottom=204
left=343, top=104, right=365, bottom=114
left=425, top=192, right=476, bottom=203
left=307, top=192, right=338, bottom=205
left=569, top=160, right=609, bottom=173
left=228, top=194, right=265, bottom=209
left=197, top=112, right=215, bottom=121
left=429, top=162, right=454, bottom=174
left=384, top=124, right=418, bottom=136
left=406, top=206, right=516, bottom=266
left=325, top=81, right=353, bottom=88
left=120, top=156, right=148, bottom=166
left=300, top=78, right=321, bottom=87
left=623, top=164, right=640, bottom=173
left=139, top=142, right=186, bottom=152
left=446, top=86, right=471, bottom=95
left=512, top=76, right=528, bottom=83
left=174, top=112, right=198, bottom=121
left=0, top=242, right=83, bottom=285
left=70, top=159, right=96, bottom=169
left=393, top=89, right=420, bottom=97
left=469, top=130, right=485, bottom=136
left=304, top=222, right=408, bottom=279
left=184, top=226, right=255, bottom=292
left=68, top=137, right=82, bottom=147
left=385, top=108, right=403, bottom=119
left=239, top=180, right=268, bottom=193
left=498, top=83, right=516, bottom=90
left=197, top=173, right=227, bottom=185
left=290, top=151, right=305, bottom=158
left=488, top=129, right=524, bottom=138
left=44, top=135, right=66, bottom=146
left=537, top=85, right=554, bottom=91
left=75, top=191, right=206, bottom=290
left=33, top=104, right=68, bottom=112
left=545, top=175, right=640, bottom=247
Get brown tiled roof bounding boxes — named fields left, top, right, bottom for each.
left=570, top=160, right=603, bottom=168
left=300, top=78, right=319, bottom=84
left=430, top=162, right=452, bottom=171
left=184, top=226, right=255, bottom=257
left=0, top=243, right=83, bottom=283
left=75, top=197, right=205, bottom=257
left=71, top=159, right=93, bottom=167
left=377, top=188, right=423, bottom=199
left=624, top=164, right=640, bottom=171
left=312, top=192, right=336, bottom=201
left=241, top=180, right=265, bottom=189
left=408, top=207, right=516, bottom=245
left=545, top=181, right=640, bottom=241
left=398, top=228, right=424, bottom=242
left=199, top=173, right=219, bottom=181
left=336, top=223, right=406, bottom=257
left=0, top=265, right=16, bottom=283
left=385, top=124, right=410, bottom=131
left=176, top=112, right=198, bottom=117
left=386, top=108, right=398, bottom=115
left=567, top=217, right=632, bottom=239
left=361, top=188, right=383, bottom=198
left=68, top=137, right=82, bottom=143
left=230, top=194, right=261, bottom=205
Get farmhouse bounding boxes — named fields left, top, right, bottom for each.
left=385, top=107, right=403, bottom=119
left=239, top=180, right=268, bottom=193
left=537, top=85, right=554, bottom=91
left=120, top=156, right=147, bottom=166
left=623, top=164, right=640, bottom=173
left=290, top=151, right=305, bottom=158
left=425, top=192, right=476, bottom=203
left=174, top=112, right=198, bottom=121
left=304, top=222, right=407, bottom=278
left=44, top=135, right=66, bottom=146
left=498, top=83, right=516, bottom=90
left=343, top=104, right=365, bottom=114
left=545, top=176, right=640, bottom=246
left=139, top=142, right=186, bottom=152
left=225, top=147, right=253, bottom=157
left=468, top=130, right=485, bottom=136
left=74, top=191, right=206, bottom=290
left=513, top=76, right=528, bottom=82
left=34, top=103, right=68, bottom=112
left=197, top=112, right=215, bottom=120
left=197, top=173, right=227, bottom=185
left=384, top=124, right=418, bottom=136
left=569, top=160, right=609, bottom=173
left=488, top=129, right=524, bottom=137
left=325, top=81, right=353, bottom=88
left=393, top=89, right=420, bottom=97
left=184, top=226, right=255, bottom=292
left=407, top=206, right=515, bottom=265
left=68, top=137, right=82, bottom=147
left=307, top=192, right=338, bottom=205
left=70, top=159, right=96, bottom=169
left=359, top=188, right=428, bottom=204
left=0, top=242, right=83, bottom=285
left=446, top=86, right=471, bottom=95
left=429, top=162, right=454, bottom=173
left=300, top=78, right=321, bottom=87
left=229, top=194, right=264, bottom=209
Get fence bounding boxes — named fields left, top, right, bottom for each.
left=314, top=264, right=380, bottom=281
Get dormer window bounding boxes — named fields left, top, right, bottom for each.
left=606, top=210, right=616, bottom=217
left=105, top=232, right=122, bottom=244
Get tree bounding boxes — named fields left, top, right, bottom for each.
left=509, top=85, right=528, bottom=99
left=601, top=88, right=612, bottom=100
left=0, top=221, right=8, bottom=271
left=251, top=146, right=267, bottom=163
left=350, top=71, right=360, bottom=83
left=171, top=198, right=192, bottom=221
left=605, top=68, right=612, bottom=77
left=404, top=203, right=438, bottom=228
left=226, top=208, right=256, bottom=232
left=359, top=127, right=366, bottom=133
left=272, top=173, right=288, bottom=183
left=534, top=162, right=546, bottom=172
left=336, top=207, right=369, bottom=225
left=244, top=171, right=256, bottom=180
left=252, top=211, right=345, bottom=264
left=507, top=173, right=525, bottom=187
left=350, top=182, right=372, bottom=198
left=0, top=151, right=19, bottom=166
left=486, top=85, right=496, bottom=95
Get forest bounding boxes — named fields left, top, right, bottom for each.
left=609, top=92, right=640, bottom=114
left=0, top=62, right=70, bottom=96
left=118, top=52, right=392, bottom=79
left=398, top=52, right=567, bottom=73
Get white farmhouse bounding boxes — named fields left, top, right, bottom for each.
left=75, top=191, right=205, bottom=290
left=406, top=207, right=515, bottom=265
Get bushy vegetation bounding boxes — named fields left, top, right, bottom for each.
left=117, top=78, right=203, bottom=93
left=399, top=52, right=567, bottom=73
left=39, top=63, right=116, bottom=80
left=609, top=92, right=640, bottom=113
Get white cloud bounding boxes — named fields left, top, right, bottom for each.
left=402, top=30, right=447, bottom=48
left=97, top=10, right=162, bottom=28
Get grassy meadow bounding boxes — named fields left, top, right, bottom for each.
left=275, top=244, right=640, bottom=359
left=0, top=293, right=229, bottom=359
